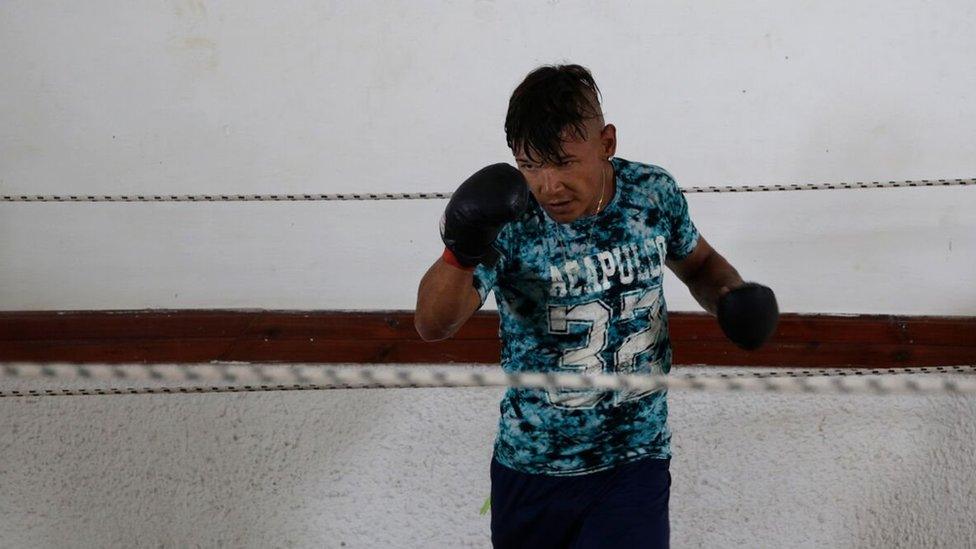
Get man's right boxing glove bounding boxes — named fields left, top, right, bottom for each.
left=440, top=163, right=529, bottom=269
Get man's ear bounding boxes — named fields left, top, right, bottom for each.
left=601, top=124, right=617, bottom=158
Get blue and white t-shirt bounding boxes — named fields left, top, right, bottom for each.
left=473, top=156, right=700, bottom=476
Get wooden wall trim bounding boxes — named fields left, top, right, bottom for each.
left=1, top=310, right=974, bottom=367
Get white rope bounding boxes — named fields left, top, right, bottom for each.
left=681, top=178, right=975, bottom=193
left=1, top=363, right=974, bottom=399
left=1, top=178, right=973, bottom=203
left=0, top=192, right=453, bottom=203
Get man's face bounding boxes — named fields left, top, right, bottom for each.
left=514, top=120, right=616, bottom=223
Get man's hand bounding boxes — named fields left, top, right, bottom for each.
left=416, top=163, right=528, bottom=341
left=440, top=163, right=529, bottom=268
left=717, top=282, right=779, bottom=350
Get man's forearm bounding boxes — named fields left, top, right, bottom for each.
left=415, top=258, right=481, bottom=341
left=686, top=250, right=743, bottom=315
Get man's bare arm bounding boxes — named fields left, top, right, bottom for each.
left=665, top=236, right=743, bottom=315
left=414, top=258, right=483, bottom=341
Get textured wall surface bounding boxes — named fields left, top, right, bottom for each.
left=2, top=2, right=975, bottom=547
left=0, top=367, right=973, bottom=548
left=1, top=0, right=975, bottom=313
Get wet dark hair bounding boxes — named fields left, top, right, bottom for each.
left=505, top=64, right=603, bottom=165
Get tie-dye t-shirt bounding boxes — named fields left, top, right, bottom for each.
left=472, top=157, right=700, bottom=476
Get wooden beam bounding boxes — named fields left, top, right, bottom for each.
left=1, top=310, right=973, bottom=367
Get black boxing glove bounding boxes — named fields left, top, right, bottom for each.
left=440, top=163, right=529, bottom=268
left=717, top=282, right=779, bottom=350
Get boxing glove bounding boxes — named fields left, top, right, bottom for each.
left=440, top=163, right=529, bottom=268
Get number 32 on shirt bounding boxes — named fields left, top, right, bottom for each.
left=546, top=285, right=665, bottom=410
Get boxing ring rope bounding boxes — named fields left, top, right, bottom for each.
left=1, top=177, right=972, bottom=398
left=1, top=362, right=974, bottom=399
left=1, top=177, right=974, bottom=203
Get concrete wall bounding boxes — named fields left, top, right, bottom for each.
left=1, top=0, right=974, bottom=313
left=0, top=368, right=974, bottom=547
left=2, top=1, right=975, bottom=547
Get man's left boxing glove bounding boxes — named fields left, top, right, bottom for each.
left=441, top=163, right=529, bottom=268
left=717, top=282, right=779, bottom=350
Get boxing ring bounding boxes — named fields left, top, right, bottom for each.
left=1, top=178, right=974, bottom=547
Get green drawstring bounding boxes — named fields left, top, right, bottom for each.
left=479, top=496, right=491, bottom=516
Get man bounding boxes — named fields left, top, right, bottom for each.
left=415, top=64, right=777, bottom=548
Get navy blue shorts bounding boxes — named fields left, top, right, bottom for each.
left=490, top=456, right=671, bottom=549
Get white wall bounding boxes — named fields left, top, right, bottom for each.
left=1, top=0, right=974, bottom=313
left=2, top=2, right=976, bottom=547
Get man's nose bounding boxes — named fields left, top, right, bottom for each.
left=539, top=168, right=563, bottom=195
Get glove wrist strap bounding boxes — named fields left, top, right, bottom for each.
left=442, top=247, right=475, bottom=271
